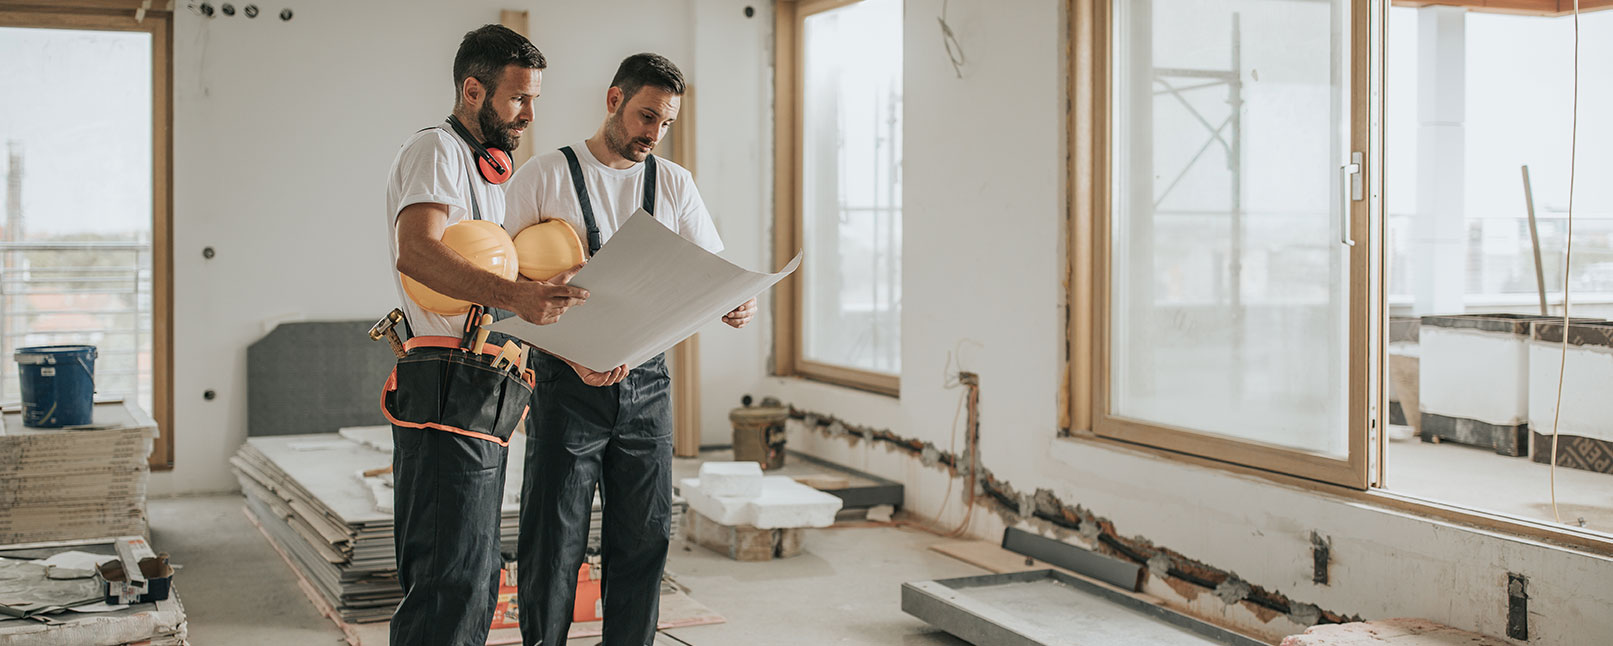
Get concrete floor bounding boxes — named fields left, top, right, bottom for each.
left=149, top=489, right=977, bottom=645
left=1384, top=430, right=1613, bottom=533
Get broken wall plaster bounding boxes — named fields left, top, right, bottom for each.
left=786, top=403, right=1362, bottom=628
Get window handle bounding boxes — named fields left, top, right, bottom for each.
left=1341, top=152, right=1363, bottom=247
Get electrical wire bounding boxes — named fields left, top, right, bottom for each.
left=939, top=0, right=966, bottom=79
left=1548, top=0, right=1580, bottom=525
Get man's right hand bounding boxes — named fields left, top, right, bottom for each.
left=511, top=263, right=589, bottom=325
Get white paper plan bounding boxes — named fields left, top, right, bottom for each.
left=489, top=209, right=802, bottom=372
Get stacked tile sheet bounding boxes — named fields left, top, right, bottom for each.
left=0, top=401, right=156, bottom=545
left=232, top=430, right=684, bottom=624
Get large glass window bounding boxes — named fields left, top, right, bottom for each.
left=0, top=26, right=154, bottom=414
left=776, top=0, right=903, bottom=395
left=0, top=5, right=172, bottom=468
left=1098, top=0, right=1369, bottom=484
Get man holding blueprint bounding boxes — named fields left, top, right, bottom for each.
left=501, top=53, right=755, bottom=646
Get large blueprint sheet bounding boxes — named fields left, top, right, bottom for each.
left=488, top=210, right=801, bottom=372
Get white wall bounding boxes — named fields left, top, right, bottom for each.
left=157, top=0, right=707, bottom=495
left=687, top=1, right=777, bottom=445
left=754, top=2, right=1613, bottom=645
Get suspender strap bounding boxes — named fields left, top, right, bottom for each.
left=559, top=145, right=658, bottom=256
left=642, top=154, right=657, bottom=216
left=466, top=178, right=482, bottom=221
left=559, top=146, right=601, bottom=255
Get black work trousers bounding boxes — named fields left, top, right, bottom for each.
left=386, top=337, right=532, bottom=646
left=518, top=352, right=673, bottom=646
left=390, top=426, right=507, bottom=646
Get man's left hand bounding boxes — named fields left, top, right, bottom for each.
left=723, top=298, right=757, bottom=329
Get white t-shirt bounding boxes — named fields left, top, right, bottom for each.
left=503, top=141, right=723, bottom=257
left=384, top=125, right=508, bottom=338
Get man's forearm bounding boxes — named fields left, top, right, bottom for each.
left=396, top=237, right=519, bottom=310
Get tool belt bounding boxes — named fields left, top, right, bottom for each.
left=380, top=335, right=536, bottom=447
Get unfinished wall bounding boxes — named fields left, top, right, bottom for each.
left=760, top=1, right=1613, bottom=644
left=156, top=0, right=720, bottom=494
left=686, top=1, right=777, bottom=445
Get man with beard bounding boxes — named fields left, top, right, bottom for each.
left=384, top=25, right=587, bottom=646
left=503, top=52, right=756, bottom=646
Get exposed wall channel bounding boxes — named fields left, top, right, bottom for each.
left=785, top=375, right=1359, bottom=632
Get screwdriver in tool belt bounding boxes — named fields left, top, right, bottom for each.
left=461, top=304, right=485, bottom=352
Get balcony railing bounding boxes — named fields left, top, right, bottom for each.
left=0, top=241, right=152, bottom=415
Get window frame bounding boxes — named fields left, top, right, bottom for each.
left=1075, top=0, right=1374, bottom=489
left=0, top=1, right=174, bottom=470
left=772, top=0, right=902, bottom=397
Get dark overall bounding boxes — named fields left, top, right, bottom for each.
left=518, top=149, right=672, bottom=646
left=385, top=138, right=531, bottom=646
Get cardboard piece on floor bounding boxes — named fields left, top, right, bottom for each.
left=929, top=540, right=1075, bottom=576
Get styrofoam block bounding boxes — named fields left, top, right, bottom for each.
left=680, top=476, right=843, bottom=529
left=749, top=478, right=843, bottom=529
left=697, top=461, right=764, bottom=498
left=680, top=477, right=754, bottom=526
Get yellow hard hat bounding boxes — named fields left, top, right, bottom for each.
left=401, top=220, right=519, bottom=315
left=514, top=219, right=587, bottom=282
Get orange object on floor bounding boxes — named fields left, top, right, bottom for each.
left=574, top=562, right=603, bottom=623
left=490, top=565, right=520, bottom=629
left=490, top=561, right=602, bottom=629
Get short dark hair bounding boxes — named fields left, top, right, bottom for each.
left=453, top=25, right=546, bottom=103
left=609, top=53, right=685, bottom=103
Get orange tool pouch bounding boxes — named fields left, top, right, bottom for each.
left=380, top=336, right=536, bottom=446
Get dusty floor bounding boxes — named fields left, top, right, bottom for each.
left=149, top=454, right=978, bottom=645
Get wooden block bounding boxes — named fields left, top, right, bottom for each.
left=685, top=509, right=802, bottom=561
left=791, top=474, right=850, bottom=490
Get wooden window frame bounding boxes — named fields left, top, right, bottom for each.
left=772, top=0, right=901, bottom=398
left=0, top=1, right=174, bottom=470
left=1078, top=0, right=1373, bottom=488
left=1068, top=0, right=1613, bottom=555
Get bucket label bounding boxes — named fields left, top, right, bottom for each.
left=40, top=367, right=54, bottom=377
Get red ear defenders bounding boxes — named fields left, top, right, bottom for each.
left=446, top=115, right=513, bottom=184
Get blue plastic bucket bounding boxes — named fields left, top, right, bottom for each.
left=15, top=345, right=97, bottom=428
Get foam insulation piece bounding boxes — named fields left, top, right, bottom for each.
left=697, top=461, right=764, bottom=498
left=680, top=476, right=843, bottom=529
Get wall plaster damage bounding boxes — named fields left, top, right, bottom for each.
left=785, top=374, right=1360, bottom=632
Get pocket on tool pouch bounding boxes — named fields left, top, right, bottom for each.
left=382, top=349, right=535, bottom=445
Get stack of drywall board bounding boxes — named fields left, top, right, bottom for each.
left=233, top=431, right=685, bottom=623
left=0, top=400, right=156, bottom=545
